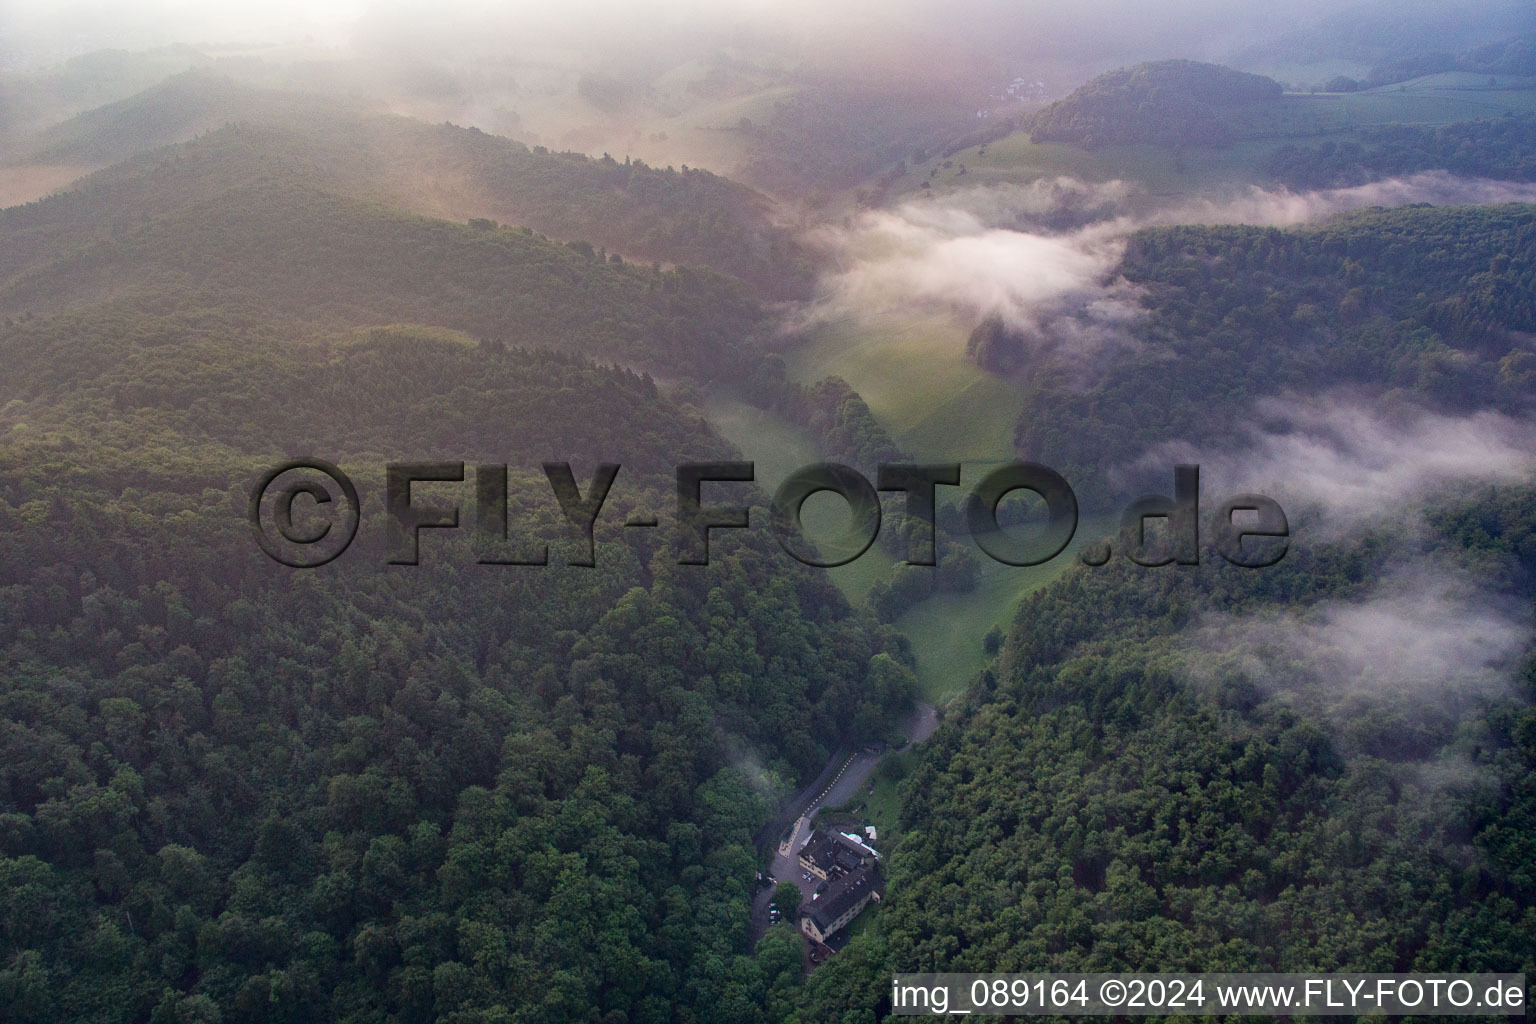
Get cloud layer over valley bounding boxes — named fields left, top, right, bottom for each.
left=1130, top=396, right=1536, bottom=536
left=805, top=172, right=1536, bottom=348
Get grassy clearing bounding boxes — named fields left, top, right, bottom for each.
left=704, top=390, right=897, bottom=603
left=820, top=526, right=897, bottom=605
left=704, top=392, right=820, bottom=486
left=860, top=745, right=919, bottom=844
left=785, top=312, right=1022, bottom=462
left=1265, top=88, right=1536, bottom=131
left=780, top=314, right=1109, bottom=700
left=1237, top=59, right=1373, bottom=89
left=843, top=903, right=879, bottom=939
left=863, top=769, right=903, bottom=842
left=903, top=132, right=1290, bottom=197
left=896, top=516, right=1113, bottom=705
left=715, top=314, right=1115, bottom=695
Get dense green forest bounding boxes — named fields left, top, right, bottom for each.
left=0, top=177, right=766, bottom=380
left=730, top=84, right=973, bottom=199
left=1028, top=61, right=1283, bottom=149
left=7, top=72, right=814, bottom=300
left=1266, top=115, right=1536, bottom=188
left=785, top=200, right=1536, bottom=1023
left=1358, top=32, right=1536, bottom=89
left=1018, top=203, right=1536, bottom=507
left=0, top=71, right=919, bottom=1015
left=0, top=311, right=917, bottom=1023
left=796, top=488, right=1536, bottom=1022
left=4, top=20, right=1536, bottom=1024
left=966, top=314, right=1030, bottom=374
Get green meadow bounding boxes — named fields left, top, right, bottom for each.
left=711, top=315, right=1108, bottom=705
left=783, top=312, right=1021, bottom=463
left=894, top=517, right=1112, bottom=704
left=704, top=391, right=898, bottom=602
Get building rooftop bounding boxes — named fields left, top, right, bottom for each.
left=799, top=829, right=875, bottom=875
left=806, top=863, right=884, bottom=933
left=840, top=831, right=879, bottom=858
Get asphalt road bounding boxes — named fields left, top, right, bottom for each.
left=750, top=701, right=939, bottom=943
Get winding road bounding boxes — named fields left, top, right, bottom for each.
left=750, top=700, right=939, bottom=943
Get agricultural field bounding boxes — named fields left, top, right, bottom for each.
left=895, top=74, right=1536, bottom=199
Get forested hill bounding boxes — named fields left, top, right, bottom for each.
left=1266, top=114, right=1536, bottom=189
left=0, top=316, right=712, bottom=476
left=9, top=71, right=814, bottom=299
left=1028, top=60, right=1283, bottom=149
left=18, top=71, right=375, bottom=165
left=1018, top=202, right=1536, bottom=506
left=0, top=47, right=213, bottom=154
left=0, top=309, right=918, bottom=1021
left=0, top=74, right=906, bottom=1009
left=799, top=489, right=1536, bottom=1020
left=0, top=177, right=765, bottom=380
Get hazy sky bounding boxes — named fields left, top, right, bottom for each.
left=4, top=0, right=1528, bottom=88
left=0, top=0, right=1396, bottom=69
left=1, top=0, right=365, bottom=64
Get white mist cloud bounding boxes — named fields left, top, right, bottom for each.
left=1192, top=565, right=1527, bottom=700
left=1131, top=396, right=1536, bottom=535
left=800, top=178, right=1141, bottom=360
left=808, top=210, right=1132, bottom=333
left=1151, top=170, right=1536, bottom=228
left=804, top=172, right=1536, bottom=362
left=1157, top=397, right=1535, bottom=762
left=1184, top=561, right=1530, bottom=765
